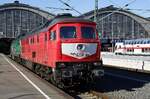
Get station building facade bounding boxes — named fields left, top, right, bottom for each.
left=80, top=5, right=150, bottom=41
left=0, top=1, right=54, bottom=38
left=1, top=1, right=150, bottom=42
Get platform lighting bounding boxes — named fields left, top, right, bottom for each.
left=94, top=0, right=98, bottom=23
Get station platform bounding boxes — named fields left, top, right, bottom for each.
left=102, top=52, right=150, bottom=72
left=0, top=54, right=72, bottom=99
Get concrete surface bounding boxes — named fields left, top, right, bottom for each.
left=0, top=54, right=72, bottom=99
left=101, top=52, right=150, bottom=72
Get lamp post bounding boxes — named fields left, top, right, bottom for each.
left=111, top=15, right=116, bottom=52
left=111, top=21, right=114, bottom=52
left=94, top=0, right=98, bottom=23
left=17, top=25, right=21, bottom=37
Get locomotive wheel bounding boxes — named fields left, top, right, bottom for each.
left=34, top=64, right=41, bottom=75
left=57, top=81, right=65, bottom=89
left=45, top=74, right=51, bottom=81
left=50, top=74, right=56, bottom=85
left=39, top=66, right=46, bottom=78
left=44, top=67, right=52, bottom=81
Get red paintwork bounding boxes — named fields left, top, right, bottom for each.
left=20, top=21, right=101, bottom=68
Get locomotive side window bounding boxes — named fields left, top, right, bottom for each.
left=81, top=27, right=96, bottom=39
left=30, top=38, right=33, bottom=44
left=50, top=31, right=56, bottom=40
left=29, top=38, right=31, bottom=45
left=32, top=37, right=34, bottom=44
left=45, top=33, right=47, bottom=41
left=60, top=26, right=76, bottom=39
left=30, top=38, right=32, bottom=44
left=29, top=37, right=34, bottom=44
left=37, top=35, right=39, bottom=43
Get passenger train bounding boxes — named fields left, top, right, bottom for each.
left=10, top=13, right=104, bottom=88
left=114, top=38, right=150, bottom=55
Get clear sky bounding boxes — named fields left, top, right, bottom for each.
left=0, top=0, right=150, bottom=18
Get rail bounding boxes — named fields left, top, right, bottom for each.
left=78, top=90, right=108, bottom=99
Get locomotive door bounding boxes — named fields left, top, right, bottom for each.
left=48, top=30, right=57, bottom=66
left=44, top=32, right=49, bottom=64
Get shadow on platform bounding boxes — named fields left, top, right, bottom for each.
left=93, top=67, right=150, bottom=93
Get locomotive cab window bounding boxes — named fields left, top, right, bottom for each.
left=60, top=26, right=76, bottom=39
left=81, top=27, right=96, bottom=39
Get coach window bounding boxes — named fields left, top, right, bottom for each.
left=135, top=41, right=137, bottom=44
left=128, top=42, right=131, bottom=45
left=145, top=48, right=148, bottom=52
left=142, top=48, right=144, bottom=52
left=119, top=45, right=121, bottom=48
left=50, top=31, right=56, bottom=40
left=81, top=27, right=96, bottom=39
left=60, top=26, right=76, bottom=39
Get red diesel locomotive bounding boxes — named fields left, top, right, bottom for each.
left=11, top=13, right=104, bottom=88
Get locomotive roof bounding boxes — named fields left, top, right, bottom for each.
left=19, top=14, right=95, bottom=39
left=49, top=16, right=95, bottom=25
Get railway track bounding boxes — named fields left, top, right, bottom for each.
left=7, top=55, right=109, bottom=99
left=78, top=90, right=108, bottom=99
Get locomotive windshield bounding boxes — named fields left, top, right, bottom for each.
left=81, top=27, right=96, bottom=39
left=60, top=26, right=76, bottom=39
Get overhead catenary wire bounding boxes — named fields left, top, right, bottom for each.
left=125, top=8, right=150, bottom=11
left=107, top=0, right=121, bottom=8
left=58, top=0, right=82, bottom=15
left=46, top=7, right=72, bottom=11
left=98, top=0, right=137, bottom=22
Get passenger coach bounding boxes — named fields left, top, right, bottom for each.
left=115, top=38, right=150, bottom=55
